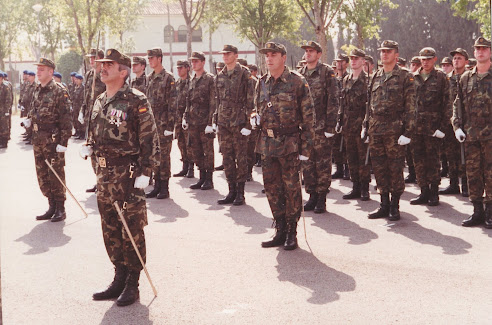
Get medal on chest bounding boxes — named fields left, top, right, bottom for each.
left=109, top=108, right=127, bottom=127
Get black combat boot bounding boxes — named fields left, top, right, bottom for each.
left=462, top=201, right=485, bottom=227
left=314, top=192, right=327, bottom=214
left=284, top=222, right=298, bottom=250
left=343, top=164, right=351, bottom=180
left=360, top=182, right=370, bottom=201
left=405, top=166, right=416, bottom=183
left=200, top=171, right=214, bottom=190
left=233, top=182, right=246, bottom=205
left=36, top=198, right=56, bottom=220
left=261, top=219, right=286, bottom=248
left=145, top=177, right=161, bottom=198
left=186, top=163, right=195, bottom=178
left=86, top=184, right=97, bottom=193
left=214, top=164, right=224, bottom=171
left=218, top=182, right=236, bottom=204
left=254, top=154, right=262, bottom=167
left=388, top=193, right=401, bottom=221
left=332, top=164, right=343, bottom=179
left=343, top=182, right=361, bottom=199
left=439, top=178, right=460, bottom=195
left=173, top=161, right=189, bottom=177
left=303, top=193, right=318, bottom=211
left=461, top=177, right=469, bottom=197
left=156, top=180, right=169, bottom=199
left=368, top=193, right=390, bottom=219
left=428, top=184, right=440, bottom=206
left=190, top=170, right=205, bottom=189
left=51, top=201, right=67, bottom=222
left=410, top=186, right=430, bottom=205
left=116, top=271, right=140, bottom=306
left=484, top=203, right=492, bottom=229
left=93, top=265, right=128, bottom=300
left=440, top=162, right=449, bottom=178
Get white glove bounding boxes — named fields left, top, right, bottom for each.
left=250, top=114, right=260, bottom=129
left=241, top=128, right=251, bottom=136
left=182, top=119, right=188, bottom=130
left=78, top=111, right=84, bottom=125
left=324, top=132, right=334, bottom=138
left=212, top=123, right=217, bottom=132
left=134, top=175, right=150, bottom=189
left=79, top=145, right=93, bottom=159
left=455, top=128, right=466, bottom=143
left=164, top=130, right=173, bottom=137
left=5, top=112, right=9, bottom=116
left=205, top=125, right=214, bottom=134
left=361, top=128, right=367, bottom=140
left=56, top=144, right=67, bottom=153
left=432, top=130, right=445, bottom=139
left=364, top=136, right=370, bottom=144
left=299, top=155, right=309, bottom=161
left=22, top=118, right=32, bottom=128
left=397, top=135, right=411, bottom=145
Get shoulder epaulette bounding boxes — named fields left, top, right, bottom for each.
left=290, top=70, right=303, bottom=77
left=130, top=87, right=146, bottom=99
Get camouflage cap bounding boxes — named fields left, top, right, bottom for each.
left=378, top=40, right=399, bottom=51
left=176, top=60, right=190, bottom=68
left=450, top=48, right=469, bottom=60
left=364, top=55, right=374, bottom=64
left=132, top=56, right=147, bottom=65
left=219, top=44, right=238, bottom=54
left=86, top=48, right=105, bottom=59
left=34, top=57, right=56, bottom=69
left=301, top=41, right=322, bottom=53
left=189, top=51, right=206, bottom=61
left=259, top=42, right=287, bottom=55
left=147, top=48, right=163, bottom=57
left=419, top=47, right=436, bottom=59
left=335, top=53, right=349, bottom=62
left=248, top=64, right=258, bottom=71
left=350, top=48, right=366, bottom=58
left=95, top=48, right=131, bottom=68
left=440, top=57, right=452, bottom=65
left=410, top=56, right=421, bottom=64
left=217, top=62, right=225, bottom=69
left=474, top=36, right=491, bottom=48
left=238, top=58, right=248, bottom=66
left=397, top=57, right=407, bottom=65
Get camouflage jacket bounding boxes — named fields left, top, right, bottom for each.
left=0, top=81, right=13, bottom=115
left=365, top=64, right=415, bottom=137
left=254, top=66, right=315, bottom=157
left=338, top=71, right=367, bottom=135
left=184, top=71, right=215, bottom=126
left=175, top=77, right=189, bottom=125
left=19, top=82, right=27, bottom=104
left=68, top=83, right=75, bottom=99
left=215, top=63, right=254, bottom=128
left=89, top=84, right=159, bottom=177
left=451, top=66, right=492, bottom=141
left=300, top=62, right=339, bottom=134
left=72, top=84, right=85, bottom=111
left=20, top=82, right=36, bottom=109
left=83, top=70, right=106, bottom=116
left=28, top=80, right=72, bottom=147
left=445, top=70, right=463, bottom=129
left=146, top=69, right=176, bottom=133
left=131, top=73, right=148, bottom=94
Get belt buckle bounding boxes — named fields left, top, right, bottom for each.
left=98, top=157, right=107, bottom=168
left=267, top=129, right=275, bottom=138
left=267, top=102, right=273, bottom=108
left=33, top=124, right=38, bottom=132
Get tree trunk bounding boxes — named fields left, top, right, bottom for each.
left=317, top=30, right=328, bottom=64
left=208, top=27, right=213, bottom=73
left=186, top=22, right=192, bottom=59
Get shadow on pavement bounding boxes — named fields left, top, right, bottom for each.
left=15, top=221, right=71, bottom=255
left=428, top=201, right=471, bottom=226
left=276, top=248, right=356, bottom=305
left=225, top=204, right=271, bottom=234
left=99, top=301, right=152, bottom=325
left=151, top=198, right=189, bottom=223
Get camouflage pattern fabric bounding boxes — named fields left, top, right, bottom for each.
left=247, top=76, right=259, bottom=172
left=464, top=140, right=492, bottom=203
left=82, top=70, right=106, bottom=123
left=188, top=125, right=214, bottom=171
left=0, top=81, right=13, bottom=143
left=333, top=70, right=348, bottom=165
left=175, top=77, right=190, bottom=163
left=131, top=73, right=148, bottom=94
left=218, top=125, right=249, bottom=182
left=303, top=134, right=333, bottom=193
left=20, top=82, right=35, bottom=118
left=411, top=135, right=442, bottom=187
left=71, top=84, right=85, bottom=135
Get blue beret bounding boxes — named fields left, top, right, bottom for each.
left=28, top=71, right=36, bottom=76
left=75, top=74, right=83, bottom=80
left=23, top=70, right=28, bottom=74
left=53, top=72, right=62, bottom=78
left=1, top=72, right=7, bottom=78
left=70, top=72, right=76, bottom=76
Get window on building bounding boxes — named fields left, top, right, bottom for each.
left=178, top=25, right=187, bottom=42
left=192, top=27, right=202, bottom=42
left=164, top=25, right=174, bottom=43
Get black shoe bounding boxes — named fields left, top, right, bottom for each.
left=428, top=184, right=440, bottom=206
left=439, top=178, right=460, bottom=195
left=343, top=164, right=350, bottom=180
left=261, top=188, right=266, bottom=194
left=186, top=163, right=195, bottom=178
left=313, top=192, right=327, bottom=214
left=145, top=178, right=161, bottom=198
left=261, top=219, right=286, bottom=248
left=368, top=193, right=390, bottom=219
left=232, top=182, right=245, bottom=205
left=214, top=164, right=224, bottom=171
left=410, top=186, right=430, bottom=205
left=156, top=180, right=169, bottom=199
left=36, top=199, right=56, bottom=220
left=440, top=165, right=449, bottom=178
left=343, top=182, right=361, bottom=199
left=116, top=271, right=140, bottom=307
left=93, top=266, right=128, bottom=300
left=86, top=185, right=97, bottom=193
left=173, top=161, right=189, bottom=177
left=388, top=194, right=401, bottom=221
left=218, top=182, right=236, bottom=204
left=51, top=201, right=66, bottom=222
left=484, top=203, right=492, bottom=229
left=360, top=182, right=370, bottom=201
left=0, top=142, right=7, bottom=149
left=332, top=164, right=343, bottom=179
left=462, top=201, right=485, bottom=227
left=200, top=171, right=214, bottom=190
left=461, top=177, right=469, bottom=197
left=284, top=222, right=298, bottom=250
left=303, top=193, right=318, bottom=211
left=190, top=171, right=205, bottom=189
left=405, top=166, right=416, bottom=183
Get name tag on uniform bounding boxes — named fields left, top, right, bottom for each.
left=33, top=124, right=38, bottom=132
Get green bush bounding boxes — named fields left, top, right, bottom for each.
left=57, top=51, right=83, bottom=83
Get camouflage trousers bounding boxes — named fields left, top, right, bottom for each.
left=406, top=145, right=414, bottom=168
left=411, top=134, right=441, bottom=187
left=218, top=125, right=249, bottom=183
left=302, top=132, right=333, bottom=193
left=442, top=125, right=466, bottom=179
left=175, top=124, right=190, bottom=163
left=33, top=143, right=66, bottom=202
left=188, top=125, right=214, bottom=171
left=464, top=139, right=492, bottom=203
left=263, top=152, right=302, bottom=224
left=96, top=168, right=147, bottom=272
left=332, top=132, right=347, bottom=165
left=345, top=133, right=371, bottom=184
left=0, top=115, right=11, bottom=143
left=72, top=106, right=84, bottom=135
left=369, top=134, right=406, bottom=196
left=247, top=129, right=259, bottom=170
left=156, top=135, right=172, bottom=181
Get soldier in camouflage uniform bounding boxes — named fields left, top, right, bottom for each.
left=337, top=48, right=371, bottom=201
left=253, top=42, right=314, bottom=251
left=144, top=47, right=176, bottom=199
left=21, top=71, right=37, bottom=144
left=71, top=74, right=85, bottom=139
left=68, top=72, right=76, bottom=99
left=440, top=48, right=469, bottom=197
left=81, top=49, right=159, bottom=306
left=362, top=40, right=415, bottom=221
left=333, top=53, right=350, bottom=180
left=0, top=72, right=13, bottom=148
left=130, top=56, right=148, bottom=93
left=409, top=47, right=450, bottom=206
left=215, top=45, right=254, bottom=205
left=19, top=70, right=29, bottom=118
left=173, top=60, right=193, bottom=178
left=298, top=41, right=338, bottom=213
left=452, top=37, right=492, bottom=228
left=183, top=51, right=216, bottom=190
left=24, top=58, right=72, bottom=222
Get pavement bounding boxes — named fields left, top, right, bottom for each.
left=1, top=115, right=491, bottom=325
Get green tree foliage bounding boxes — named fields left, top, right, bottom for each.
left=57, top=51, right=83, bottom=84
left=445, top=0, right=490, bottom=38
left=0, top=0, right=26, bottom=69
